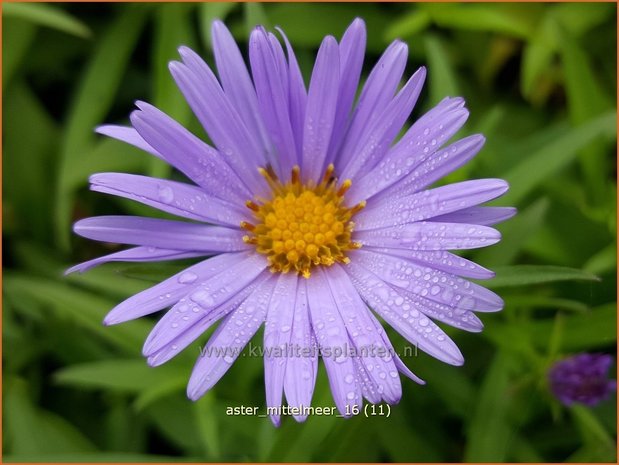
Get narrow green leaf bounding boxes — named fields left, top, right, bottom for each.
left=475, top=197, right=548, bottom=267
left=584, top=243, right=617, bottom=275
left=422, top=3, right=536, bottom=39
left=485, top=265, right=600, bottom=288
left=4, top=377, right=97, bottom=455
left=464, top=350, right=515, bottom=461
left=151, top=3, right=196, bottom=178
left=200, top=2, right=238, bottom=49
left=3, top=84, right=59, bottom=244
left=384, top=9, right=431, bottom=40
left=244, top=2, right=270, bottom=32
left=194, top=393, right=221, bottom=460
left=4, top=274, right=148, bottom=354
left=3, top=17, right=37, bottom=90
left=560, top=27, right=613, bottom=204
left=501, top=111, right=617, bottom=205
left=55, top=359, right=184, bottom=393
left=3, top=3, right=91, bottom=38
left=55, top=6, right=148, bottom=251
left=424, top=34, right=459, bottom=106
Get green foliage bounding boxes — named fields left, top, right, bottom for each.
left=3, top=2, right=616, bottom=462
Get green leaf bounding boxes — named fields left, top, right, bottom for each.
left=584, top=243, right=617, bottom=275
left=384, top=9, right=431, bottom=40
left=485, top=265, right=600, bottom=288
left=424, top=34, right=459, bottom=106
left=422, top=3, right=537, bottom=39
left=194, top=393, right=221, bottom=460
left=200, top=3, right=238, bottom=50
left=151, top=3, right=196, bottom=178
left=3, top=3, right=91, bottom=38
left=4, top=274, right=148, bottom=354
left=560, top=26, right=612, bottom=204
left=503, top=295, right=589, bottom=313
left=474, top=197, right=548, bottom=267
left=54, top=359, right=185, bottom=393
left=3, top=17, right=37, bottom=90
left=489, top=303, right=616, bottom=352
left=3, top=84, right=59, bottom=244
left=464, top=350, right=515, bottom=461
left=55, top=6, right=148, bottom=251
left=4, top=377, right=97, bottom=455
left=501, top=111, right=617, bottom=205
left=244, top=2, right=270, bottom=32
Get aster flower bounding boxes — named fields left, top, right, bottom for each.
left=549, top=353, right=617, bottom=407
left=69, top=18, right=514, bottom=425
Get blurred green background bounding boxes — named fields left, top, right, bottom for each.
left=3, top=2, right=617, bottom=462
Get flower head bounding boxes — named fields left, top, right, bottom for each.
left=69, top=18, right=514, bottom=425
left=549, top=353, right=616, bottom=407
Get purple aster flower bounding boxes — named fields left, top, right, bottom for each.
left=549, top=353, right=617, bottom=407
left=68, top=18, right=514, bottom=425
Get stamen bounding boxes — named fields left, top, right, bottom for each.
left=240, top=221, right=255, bottom=231
left=337, top=179, right=352, bottom=197
left=291, top=165, right=301, bottom=184
left=245, top=200, right=260, bottom=212
left=243, top=164, right=364, bottom=277
left=350, top=200, right=367, bottom=215
left=321, top=163, right=335, bottom=184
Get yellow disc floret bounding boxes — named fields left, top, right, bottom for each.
left=242, top=164, right=365, bottom=278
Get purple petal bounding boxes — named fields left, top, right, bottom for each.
left=350, top=250, right=495, bottom=330
left=148, top=274, right=272, bottom=367
left=430, top=206, right=517, bottom=226
left=301, top=35, right=340, bottom=182
left=143, top=253, right=268, bottom=357
left=283, top=279, right=318, bottom=422
left=307, top=268, right=362, bottom=416
left=276, top=27, right=307, bottom=159
left=346, top=261, right=464, bottom=365
left=354, top=221, right=501, bottom=251
left=393, top=355, right=426, bottom=385
left=186, top=277, right=277, bottom=401
left=352, top=249, right=502, bottom=311
left=325, top=265, right=402, bottom=404
left=171, top=49, right=266, bottom=190
left=364, top=247, right=495, bottom=280
left=336, top=40, right=408, bottom=172
left=95, top=125, right=163, bottom=159
left=90, top=173, right=246, bottom=227
left=74, top=216, right=249, bottom=252
left=376, top=134, right=486, bottom=200
left=356, top=179, right=509, bottom=231
left=211, top=20, right=272, bottom=161
left=264, top=273, right=298, bottom=426
left=328, top=18, right=367, bottom=158
left=352, top=356, right=382, bottom=403
left=66, top=246, right=203, bottom=275
left=348, top=107, right=470, bottom=204
left=341, top=67, right=426, bottom=181
left=129, top=103, right=250, bottom=203
left=249, top=27, right=298, bottom=178
left=103, top=252, right=249, bottom=325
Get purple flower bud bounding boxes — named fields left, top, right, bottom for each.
left=549, top=353, right=616, bottom=407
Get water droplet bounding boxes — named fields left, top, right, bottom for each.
left=191, top=290, right=214, bottom=307
left=158, top=185, right=174, bottom=204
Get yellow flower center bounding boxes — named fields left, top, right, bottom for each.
left=242, top=164, right=365, bottom=278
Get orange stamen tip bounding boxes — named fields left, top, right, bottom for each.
left=240, top=221, right=255, bottom=231
left=291, top=165, right=301, bottom=184
left=337, top=179, right=352, bottom=196
left=245, top=200, right=260, bottom=212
